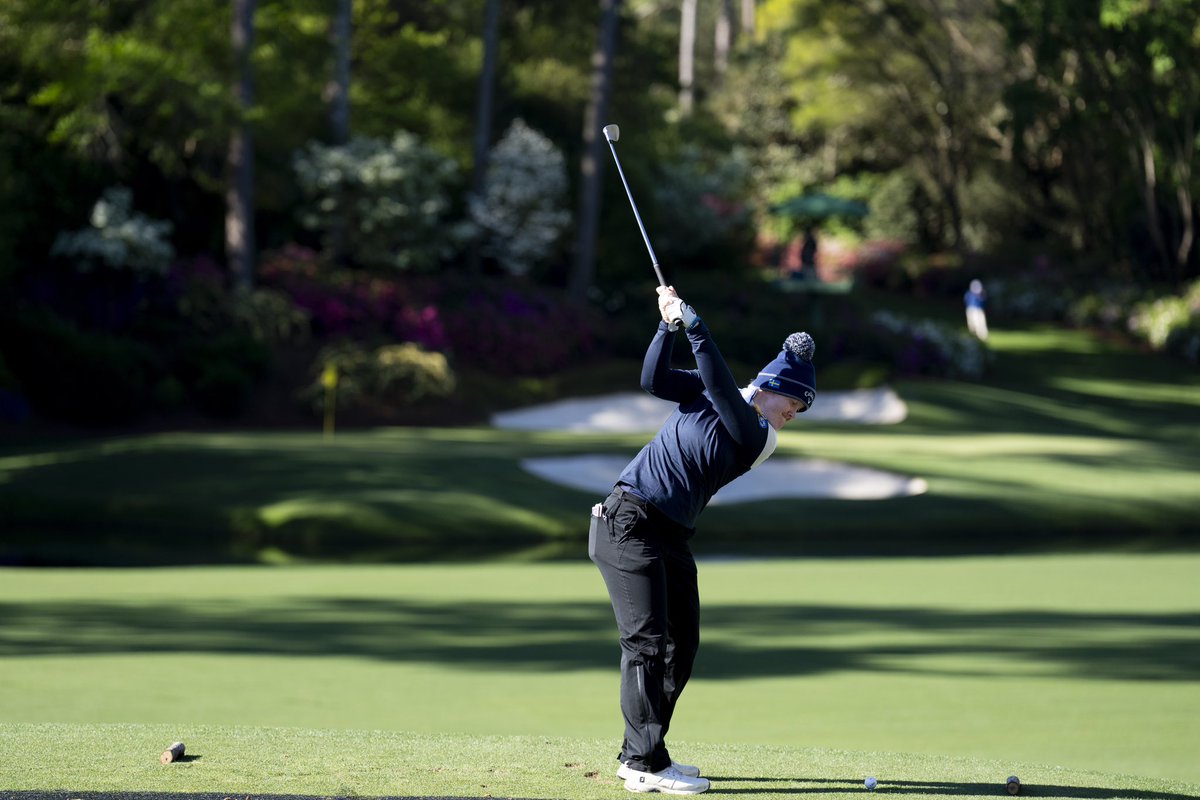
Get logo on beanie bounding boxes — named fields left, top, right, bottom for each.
left=804, top=389, right=815, bottom=404
left=767, top=378, right=781, bottom=389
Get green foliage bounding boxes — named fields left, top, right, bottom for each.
left=971, top=272, right=1073, bottom=323
left=997, top=0, right=1200, bottom=279
left=864, top=171, right=921, bottom=244
left=225, top=288, right=313, bottom=347
left=348, top=0, right=482, bottom=156
left=4, top=0, right=1200, bottom=438
left=1128, top=280, right=1200, bottom=362
left=293, top=132, right=474, bottom=272
left=2, top=0, right=234, bottom=179
left=755, top=0, right=1013, bottom=251
left=650, top=145, right=755, bottom=267
left=709, top=35, right=827, bottom=246
left=0, top=310, right=155, bottom=424
left=175, top=332, right=272, bottom=419
left=869, top=310, right=990, bottom=379
left=1067, top=284, right=1153, bottom=331
left=959, top=169, right=1029, bottom=253
left=303, top=339, right=456, bottom=416
left=177, top=260, right=312, bottom=348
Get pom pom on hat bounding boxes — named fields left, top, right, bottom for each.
left=783, top=332, right=815, bottom=363
left=752, top=331, right=817, bottom=409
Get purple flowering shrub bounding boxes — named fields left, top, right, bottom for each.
left=439, top=283, right=597, bottom=376
left=259, top=246, right=447, bottom=348
left=259, top=245, right=597, bottom=377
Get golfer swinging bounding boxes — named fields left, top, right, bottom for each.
left=590, top=286, right=817, bottom=795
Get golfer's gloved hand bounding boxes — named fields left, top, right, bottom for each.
left=656, top=286, right=698, bottom=331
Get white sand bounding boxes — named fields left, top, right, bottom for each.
left=491, top=387, right=908, bottom=432
left=520, top=455, right=927, bottom=503
left=492, top=387, right=927, bottom=503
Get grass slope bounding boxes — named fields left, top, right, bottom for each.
left=2, top=326, right=1199, bottom=565
left=3, top=723, right=1200, bottom=799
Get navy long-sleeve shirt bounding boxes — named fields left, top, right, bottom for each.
left=617, top=320, right=773, bottom=529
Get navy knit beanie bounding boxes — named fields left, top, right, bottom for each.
left=752, top=332, right=817, bottom=410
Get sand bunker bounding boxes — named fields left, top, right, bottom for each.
left=492, top=387, right=925, bottom=503
left=491, top=387, right=908, bottom=432
left=521, top=455, right=928, bottom=503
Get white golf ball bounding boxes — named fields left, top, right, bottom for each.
left=865, top=777, right=878, bottom=791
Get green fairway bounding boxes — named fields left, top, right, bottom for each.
left=3, top=722, right=1199, bottom=799
left=2, top=555, right=1198, bottom=788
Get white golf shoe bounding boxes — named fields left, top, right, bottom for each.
left=618, top=760, right=702, bottom=779
left=621, top=764, right=710, bottom=794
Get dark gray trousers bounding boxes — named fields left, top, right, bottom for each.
left=589, top=486, right=700, bottom=773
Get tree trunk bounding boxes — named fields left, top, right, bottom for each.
left=1171, top=110, right=1195, bottom=278
left=678, top=0, right=696, bottom=115
left=226, top=0, right=256, bottom=292
left=329, top=0, right=352, bottom=145
left=1175, top=181, right=1193, bottom=277
left=741, top=0, right=755, bottom=37
left=324, top=0, right=352, bottom=267
left=471, top=0, right=501, bottom=209
left=468, top=0, right=502, bottom=273
left=569, top=0, right=621, bottom=302
left=715, top=0, right=733, bottom=76
left=1133, top=133, right=1172, bottom=279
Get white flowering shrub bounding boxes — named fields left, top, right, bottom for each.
left=50, top=187, right=174, bottom=276
left=469, top=119, right=571, bottom=276
left=1128, top=279, right=1200, bottom=363
left=294, top=132, right=474, bottom=272
left=871, top=310, right=989, bottom=379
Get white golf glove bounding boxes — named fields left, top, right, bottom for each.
left=656, top=286, right=698, bottom=331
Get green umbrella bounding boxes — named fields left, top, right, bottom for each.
left=770, top=193, right=869, bottom=220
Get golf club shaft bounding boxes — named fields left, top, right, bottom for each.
left=603, top=135, right=667, bottom=287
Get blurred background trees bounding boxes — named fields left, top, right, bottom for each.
left=1, top=0, right=1197, bottom=428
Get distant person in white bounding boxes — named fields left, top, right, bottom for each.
left=964, top=279, right=989, bottom=341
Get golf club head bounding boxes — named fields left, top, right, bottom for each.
left=602, top=124, right=620, bottom=143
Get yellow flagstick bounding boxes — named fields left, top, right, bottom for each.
left=322, top=363, right=338, bottom=440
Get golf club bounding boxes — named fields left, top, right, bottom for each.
left=602, top=124, right=668, bottom=288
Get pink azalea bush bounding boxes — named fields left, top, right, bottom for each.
left=259, top=245, right=597, bottom=377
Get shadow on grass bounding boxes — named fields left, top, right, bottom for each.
left=704, top=777, right=1200, bottom=798
left=3, top=794, right=541, bottom=800
left=10, top=780, right=1196, bottom=800
left=1, top=597, right=1197, bottom=682
left=5, top=788, right=1199, bottom=800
